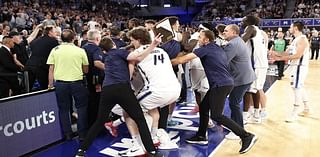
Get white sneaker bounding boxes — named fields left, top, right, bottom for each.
left=260, top=111, right=268, bottom=120
left=157, top=129, right=178, bottom=150
left=298, top=108, right=311, bottom=117
left=152, top=136, right=160, bottom=147
left=225, top=132, right=240, bottom=140
left=248, top=116, right=261, bottom=124
left=118, top=145, right=146, bottom=156
left=243, top=112, right=252, bottom=125
left=208, top=119, right=215, bottom=128
left=286, top=112, right=298, bottom=123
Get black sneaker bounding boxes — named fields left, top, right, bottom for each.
left=148, top=152, right=164, bottom=157
left=239, top=133, right=258, bottom=154
left=185, top=135, right=208, bottom=145
left=75, top=149, right=85, bottom=157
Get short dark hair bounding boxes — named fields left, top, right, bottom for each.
left=168, top=16, right=179, bottom=26
left=99, top=36, right=114, bottom=51
left=129, top=18, right=140, bottom=27
left=242, top=15, right=258, bottom=27
left=110, top=26, right=120, bottom=37
left=127, top=26, right=151, bottom=45
left=293, top=21, right=304, bottom=32
left=43, top=25, right=54, bottom=36
left=145, top=19, right=156, bottom=25
left=201, top=30, right=215, bottom=42
left=216, top=24, right=226, bottom=33
left=61, top=29, right=75, bottom=42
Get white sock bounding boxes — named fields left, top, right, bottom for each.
left=303, top=101, right=309, bottom=110
left=293, top=104, right=300, bottom=114
left=132, top=134, right=141, bottom=146
left=254, top=109, right=260, bottom=117
left=168, top=114, right=172, bottom=121
left=243, top=112, right=249, bottom=119
left=151, top=127, right=158, bottom=138
left=113, top=117, right=124, bottom=127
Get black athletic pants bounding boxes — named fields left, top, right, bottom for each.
left=80, top=83, right=155, bottom=153
left=197, top=85, right=249, bottom=138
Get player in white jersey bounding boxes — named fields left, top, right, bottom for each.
left=119, top=27, right=180, bottom=156
left=271, top=21, right=310, bottom=122
left=241, top=15, right=269, bottom=124
left=183, top=24, right=211, bottom=113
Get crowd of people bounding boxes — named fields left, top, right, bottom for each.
left=292, top=0, right=320, bottom=18
left=0, top=1, right=315, bottom=157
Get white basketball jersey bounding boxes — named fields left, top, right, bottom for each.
left=135, top=45, right=180, bottom=92
left=246, top=26, right=269, bottom=68
left=287, top=35, right=310, bottom=66
left=189, top=32, right=204, bottom=70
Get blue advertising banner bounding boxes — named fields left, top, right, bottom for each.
left=0, top=90, right=63, bottom=157
left=195, top=18, right=320, bottom=28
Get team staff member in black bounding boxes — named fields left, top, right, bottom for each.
left=82, top=29, right=104, bottom=127
left=0, top=36, right=20, bottom=98
left=310, top=31, right=320, bottom=60
left=76, top=35, right=164, bottom=157
left=171, top=30, right=257, bottom=154
left=26, top=25, right=59, bottom=91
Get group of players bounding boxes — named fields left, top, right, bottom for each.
left=72, top=14, right=310, bottom=157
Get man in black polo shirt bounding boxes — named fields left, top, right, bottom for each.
left=26, top=25, right=59, bottom=91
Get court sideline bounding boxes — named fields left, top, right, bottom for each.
left=211, top=60, right=320, bottom=157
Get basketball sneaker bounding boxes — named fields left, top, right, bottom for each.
left=248, top=115, right=262, bottom=124
left=167, top=120, right=179, bottom=127
left=286, top=106, right=299, bottom=123
left=152, top=136, right=160, bottom=147
left=208, top=119, right=215, bottom=128
left=239, top=133, right=258, bottom=154
left=260, top=110, right=268, bottom=120
left=286, top=112, right=298, bottom=123
left=75, top=149, right=85, bottom=157
left=185, top=135, right=208, bottom=145
left=104, top=121, right=118, bottom=137
left=298, top=108, right=311, bottom=117
left=118, top=145, right=146, bottom=157
left=157, top=129, right=178, bottom=149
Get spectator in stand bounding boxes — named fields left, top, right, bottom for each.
left=26, top=25, right=59, bottom=91
left=0, top=36, right=20, bottom=98
left=42, top=13, right=56, bottom=27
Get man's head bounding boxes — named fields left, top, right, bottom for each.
left=127, top=26, right=151, bottom=49
left=198, top=30, right=215, bottom=46
left=168, top=16, right=180, bottom=32
left=223, top=24, right=240, bottom=41
left=9, top=31, right=21, bottom=44
left=144, top=19, right=156, bottom=31
left=128, top=18, right=140, bottom=30
left=2, top=36, right=15, bottom=48
left=87, top=29, right=101, bottom=44
left=61, top=29, right=76, bottom=43
left=277, top=31, right=284, bottom=39
left=242, top=15, right=259, bottom=28
left=99, top=36, right=115, bottom=51
left=289, top=21, right=304, bottom=35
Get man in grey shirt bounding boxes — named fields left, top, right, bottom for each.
left=223, top=24, right=256, bottom=138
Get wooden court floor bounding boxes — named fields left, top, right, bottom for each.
left=211, top=60, right=320, bottom=157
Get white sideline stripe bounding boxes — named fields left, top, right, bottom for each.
left=208, top=139, right=226, bottom=157
left=209, top=75, right=279, bottom=156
